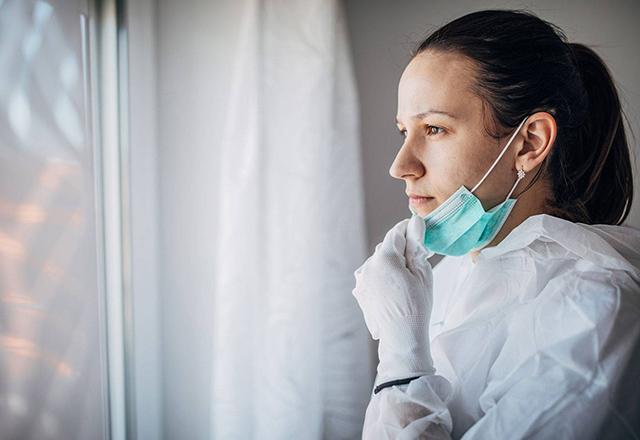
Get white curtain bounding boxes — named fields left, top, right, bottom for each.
left=211, top=0, right=374, bottom=438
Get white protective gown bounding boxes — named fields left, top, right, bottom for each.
left=362, top=213, right=640, bottom=439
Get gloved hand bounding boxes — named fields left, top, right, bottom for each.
left=352, top=214, right=436, bottom=385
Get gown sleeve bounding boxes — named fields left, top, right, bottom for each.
left=362, top=373, right=454, bottom=440
left=361, top=270, right=640, bottom=439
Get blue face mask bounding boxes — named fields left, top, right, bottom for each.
left=408, top=116, right=529, bottom=257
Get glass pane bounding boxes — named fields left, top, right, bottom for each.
left=0, top=0, right=108, bottom=438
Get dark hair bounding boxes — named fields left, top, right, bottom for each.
left=412, top=9, right=634, bottom=225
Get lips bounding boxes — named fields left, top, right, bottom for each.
left=408, top=193, right=435, bottom=207
left=407, top=193, right=432, bottom=199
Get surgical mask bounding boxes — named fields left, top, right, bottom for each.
left=408, top=116, right=529, bottom=257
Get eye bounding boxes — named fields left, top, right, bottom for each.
left=398, top=125, right=445, bottom=139
left=426, top=125, right=444, bottom=136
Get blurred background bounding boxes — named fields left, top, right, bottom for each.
left=1, top=0, right=638, bottom=439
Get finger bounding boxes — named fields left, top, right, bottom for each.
left=406, top=213, right=425, bottom=247
left=405, top=214, right=430, bottom=275
left=380, top=218, right=409, bottom=257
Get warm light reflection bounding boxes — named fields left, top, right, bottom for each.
left=69, top=210, right=84, bottom=227
left=1, top=335, right=37, bottom=350
left=42, top=262, right=63, bottom=281
left=0, top=292, right=38, bottom=306
left=51, top=161, right=81, bottom=177
left=0, top=231, right=27, bottom=259
left=0, top=200, right=86, bottom=227
left=1, top=335, right=76, bottom=378
left=16, top=203, right=48, bottom=224
left=57, top=362, right=72, bottom=376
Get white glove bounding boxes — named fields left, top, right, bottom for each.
left=352, top=214, right=436, bottom=385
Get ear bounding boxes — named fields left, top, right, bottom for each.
left=516, top=112, right=556, bottom=172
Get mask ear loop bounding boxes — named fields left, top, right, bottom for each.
left=505, top=166, right=526, bottom=200
left=471, top=116, right=529, bottom=194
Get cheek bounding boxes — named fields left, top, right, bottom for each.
left=463, top=140, right=514, bottom=203
left=425, top=150, right=466, bottom=196
left=453, top=140, right=495, bottom=186
left=429, top=141, right=493, bottom=198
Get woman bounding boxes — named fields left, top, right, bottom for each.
left=351, top=9, right=640, bottom=439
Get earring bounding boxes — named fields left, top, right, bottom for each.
left=506, top=166, right=526, bottom=200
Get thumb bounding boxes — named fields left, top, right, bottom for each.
left=380, top=218, right=410, bottom=257
left=406, top=213, right=425, bottom=245
left=405, top=214, right=430, bottom=273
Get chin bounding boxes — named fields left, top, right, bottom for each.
left=414, top=207, right=434, bottom=218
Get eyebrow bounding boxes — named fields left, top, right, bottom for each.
left=395, top=109, right=458, bottom=124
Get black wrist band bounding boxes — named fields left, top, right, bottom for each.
left=374, top=376, right=422, bottom=394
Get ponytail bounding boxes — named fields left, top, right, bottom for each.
left=550, top=43, right=634, bottom=225
left=413, top=10, right=635, bottom=225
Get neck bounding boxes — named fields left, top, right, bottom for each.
left=469, top=183, right=551, bottom=263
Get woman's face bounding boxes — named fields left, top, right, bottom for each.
left=391, top=50, right=518, bottom=217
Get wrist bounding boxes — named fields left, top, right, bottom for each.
left=374, top=376, right=422, bottom=394
left=377, top=315, right=435, bottom=383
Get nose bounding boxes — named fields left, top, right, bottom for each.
left=389, top=138, right=425, bottom=180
